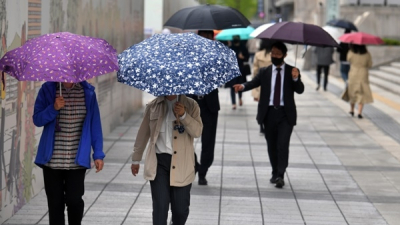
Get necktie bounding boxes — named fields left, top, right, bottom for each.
left=273, top=68, right=282, bottom=107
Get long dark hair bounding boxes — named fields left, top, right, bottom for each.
left=350, top=44, right=367, bottom=54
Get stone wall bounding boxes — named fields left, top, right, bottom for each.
left=340, top=5, right=400, bottom=39
left=0, top=0, right=144, bottom=222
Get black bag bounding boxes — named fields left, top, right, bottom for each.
left=242, top=62, right=251, bottom=76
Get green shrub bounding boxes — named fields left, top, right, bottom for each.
left=383, top=38, right=400, bottom=46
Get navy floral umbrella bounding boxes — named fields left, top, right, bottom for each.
left=117, top=32, right=240, bottom=96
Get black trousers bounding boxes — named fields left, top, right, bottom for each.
left=230, top=87, right=243, bottom=105
left=197, top=107, right=218, bottom=177
left=263, top=107, right=293, bottom=179
left=43, top=167, right=86, bottom=225
left=316, top=65, right=330, bottom=89
left=150, top=154, right=192, bottom=225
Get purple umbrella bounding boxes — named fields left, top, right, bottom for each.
left=0, top=32, right=118, bottom=94
left=257, top=22, right=339, bottom=47
left=256, top=22, right=339, bottom=65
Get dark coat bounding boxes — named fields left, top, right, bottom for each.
left=337, top=42, right=349, bottom=62
left=225, top=43, right=249, bottom=88
left=242, top=64, right=304, bottom=126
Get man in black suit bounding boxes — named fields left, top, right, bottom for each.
left=187, top=30, right=220, bottom=186
left=234, top=41, right=304, bottom=188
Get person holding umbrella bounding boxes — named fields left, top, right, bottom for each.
left=32, top=81, right=105, bottom=225
left=118, top=32, right=241, bottom=224
left=233, top=41, right=304, bottom=188
left=187, top=30, right=220, bottom=186
left=0, top=32, right=118, bottom=225
left=338, top=31, right=383, bottom=118
left=131, top=94, right=202, bottom=225
left=341, top=44, right=373, bottom=119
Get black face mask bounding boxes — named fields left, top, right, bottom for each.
left=271, top=56, right=284, bottom=66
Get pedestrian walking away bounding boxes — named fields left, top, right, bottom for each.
left=341, top=44, right=373, bottom=119
left=131, top=95, right=203, bottom=225
left=337, top=29, right=352, bottom=84
left=314, top=46, right=334, bottom=91
left=186, top=30, right=221, bottom=186
left=233, top=41, right=304, bottom=188
left=225, top=35, right=249, bottom=110
left=33, top=81, right=105, bottom=225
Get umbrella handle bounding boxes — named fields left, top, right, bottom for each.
left=295, top=45, right=298, bottom=67
left=175, top=95, right=180, bottom=125
left=59, top=82, right=62, bottom=96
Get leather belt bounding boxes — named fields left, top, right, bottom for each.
left=269, top=105, right=284, bottom=110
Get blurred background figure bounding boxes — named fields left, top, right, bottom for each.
left=252, top=39, right=272, bottom=135
left=225, top=35, right=249, bottom=109
left=341, top=44, right=373, bottom=119
left=246, top=38, right=260, bottom=65
left=337, top=29, right=351, bottom=84
left=314, top=46, right=334, bottom=91
left=161, top=28, right=171, bottom=34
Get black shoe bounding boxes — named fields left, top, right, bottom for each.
left=349, top=112, right=354, bottom=117
left=275, top=177, right=285, bottom=188
left=316, top=85, right=320, bottom=91
left=198, top=176, right=208, bottom=185
left=270, top=176, right=277, bottom=183
left=358, top=114, right=363, bottom=119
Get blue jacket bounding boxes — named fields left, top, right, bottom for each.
left=33, top=81, right=104, bottom=168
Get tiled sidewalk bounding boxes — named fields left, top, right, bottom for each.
left=3, top=67, right=400, bottom=225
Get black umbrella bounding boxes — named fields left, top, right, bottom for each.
left=164, top=4, right=250, bottom=30
left=327, top=19, right=358, bottom=31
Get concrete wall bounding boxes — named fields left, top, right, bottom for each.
left=0, top=0, right=144, bottom=222
left=341, top=5, right=400, bottom=39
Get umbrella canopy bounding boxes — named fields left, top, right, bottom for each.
left=322, top=25, right=344, bottom=43
left=117, top=32, right=241, bottom=96
left=327, top=19, right=358, bottom=31
left=215, top=26, right=254, bottom=41
left=0, top=32, right=118, bottom=83
left=339, top=32, right=384, bottom=45
left=256, top=22, right=339, bottom=47
left=164, top=4, right=250, bottom=30
left=250, top=22, right=275, bottom=38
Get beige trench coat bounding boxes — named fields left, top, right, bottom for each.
left=132, top=95, right=203, bottom=187
left=252, top=50, right=272, bottom=99
left=341, top=50, right=373, bottom=104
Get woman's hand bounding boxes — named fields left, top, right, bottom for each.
left=174, top=102, right=185, bottom=117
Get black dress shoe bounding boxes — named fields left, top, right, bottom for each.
left=358, top=114, right=363, bottom=119
left=198, top=177, right=208, bottom=185
left=270, top=176, right=277, bottom=183
left=275, top=177, right=285, bottom=188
